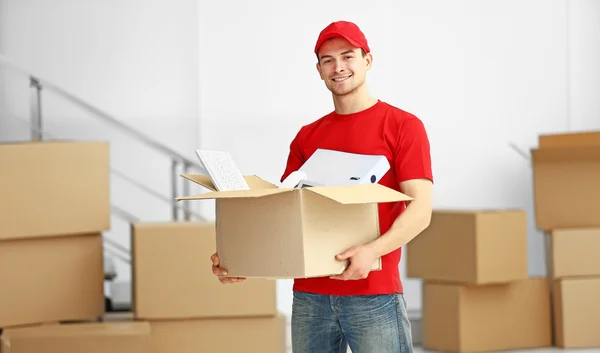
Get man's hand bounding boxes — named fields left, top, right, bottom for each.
left=330, top=244, right=378, bottom=280
left=211, top=253, right=246, bottom=284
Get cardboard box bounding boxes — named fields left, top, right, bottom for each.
left=150, top=313, right=286, bottom=353
left=176, top=174, right=412, bottom=278
left=549, top=228, right=600, bottom=278
left=131, top=221, right=277, bottom=319
left=0, top=141, right=110, bottom=239
left=553, top=277, right=600, bottom=348
left=406, top=210, right=528, bottom=284
left=422, top=278, right=552, bottom=353
left=531, top=131, right=600, bottom=230
left=0, top=233, right=105, bottom=328
left=0, top=321, right=151, bottom=353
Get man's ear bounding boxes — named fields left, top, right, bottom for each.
left=365, top=53, right=373, bottom=71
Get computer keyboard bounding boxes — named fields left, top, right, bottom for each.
left=195, top=150, right=250, bottom=191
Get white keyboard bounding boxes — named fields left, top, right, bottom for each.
left=196, top=150, right=250, bottom=191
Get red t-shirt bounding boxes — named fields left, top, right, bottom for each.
left=280, top=100, right=433, bottom=296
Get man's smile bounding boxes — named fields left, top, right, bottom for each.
left=332, top=74, right=352, bottom=82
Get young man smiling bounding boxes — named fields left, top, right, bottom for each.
left=212, top=21, right=433, bottom=353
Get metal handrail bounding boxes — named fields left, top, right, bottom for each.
left=111, top=168, right=207, bottom=221
left=0, top=54, right=203, bottom=168
left=104, top=247, right=131, bottom=265
left=104, top=236, right=133, bottom=256
left=0, top=53, right=207, bottom=221
left=103, top=226, right=133, bottom=265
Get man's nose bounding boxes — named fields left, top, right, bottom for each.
left=333, top=60, right=346, bottom=72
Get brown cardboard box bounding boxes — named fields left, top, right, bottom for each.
left=531, top=131, right=600, bottom=230
left=132, top=221, right=277, bottom=320
left=0, top=141, right=110, bottom=239
left=406, top=210, right=528, bottom=284
left=549, top=228, right=600, bottom=278
left=150, top=313, right=286, bottom=353
left=0, top=321, right=151, bottom=353
left=176, top=174, right=412, bottom=278
left=0, top=233, right=105, bottom=328
left=553, top=277, right=600, bottom=348
left=422, top=278, right=552, bottom=353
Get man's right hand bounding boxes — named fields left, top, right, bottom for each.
left=211, top=252, right=246, bottom=284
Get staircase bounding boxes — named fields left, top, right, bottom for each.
left=0, top=54, right=208, bottom=311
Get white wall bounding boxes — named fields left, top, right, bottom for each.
left=197, top=0, right=600, bottom=314
left=0, top=0, right=202, bottom=286
left=569, top=0, right=600, bottom=130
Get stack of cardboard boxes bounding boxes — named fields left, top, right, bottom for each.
left=406, top=210, right=553, bottom=352
left=406, top=130, right=600, bottom=352
left=0, top=141, right=287, bottom=352
left=0, top=141, right=108, bottom=331
left=531, top=131, right=600, bottom=349
left=0, top=141, right=154, bottom=352
left=130, top=221, right=285, bottom=353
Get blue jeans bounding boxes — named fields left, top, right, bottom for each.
left=291, top=291, right=413, bottom=353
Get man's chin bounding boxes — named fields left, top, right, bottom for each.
left=327, top=82, right=363, bottom=97
left=330, top=88, right=355, bottom=97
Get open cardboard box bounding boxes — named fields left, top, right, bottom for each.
left=530, top=131, right=600, bottom=230
left=176, top=174, right=412, bottom=279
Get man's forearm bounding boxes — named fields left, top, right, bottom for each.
left=367, top=200, right=432, bottom=257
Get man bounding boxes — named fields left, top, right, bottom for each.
left=212, top=21, right=433, bottom=353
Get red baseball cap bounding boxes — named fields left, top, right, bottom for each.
left=314, top=21, right=370, bottom=55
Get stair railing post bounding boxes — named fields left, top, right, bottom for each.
left=182, top=161, right=191, bottom=221
left=171, top=158, right=179, bottom=221
left=29, top=76, right=42, bottom=141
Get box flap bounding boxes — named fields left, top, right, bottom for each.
left=245, top=176, right=279, bottom=189
left=176, top=187, right=292, bottom=201
left=181, top=174, right=278, bottom=191
left=531, top=146, right=600, bottom=163
left=305, top=183, right=413, bottom=204
left=539, top=131, right=600, bottom=148
left=181, top=174, right=217, bottom=191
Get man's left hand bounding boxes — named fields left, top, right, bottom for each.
left=330, top=244, right=378, bottom=280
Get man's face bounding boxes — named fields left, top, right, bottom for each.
left=316, top=37, right=372, bottom=97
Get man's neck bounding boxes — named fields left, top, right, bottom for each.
left=332, top=88, right=378, bottom=115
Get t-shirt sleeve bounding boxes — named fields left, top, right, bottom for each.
left=394, top=117, right=434, bottom=184
left=280, top=129, right=305, bottom=183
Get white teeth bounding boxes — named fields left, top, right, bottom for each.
left=333, top=76, right=350, bottom=82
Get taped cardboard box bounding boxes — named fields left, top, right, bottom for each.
left=131, top=221, right=277, bottom=319
left=406, top=210, right=528, bottom=284
left=177, top=174, right=412, bottom=279
left=548, top=228, right=600, bottom=279
left=0, top=321, right=151, bottom=353
left=150, top=313, right=286, bottom=353
left=422, top=278, right=552, bottom=353
left=0, top=141, right=110, bottom=239
left=553, top=277, right=600, bottom=348
left=0, top=232, right=104, bottom=328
